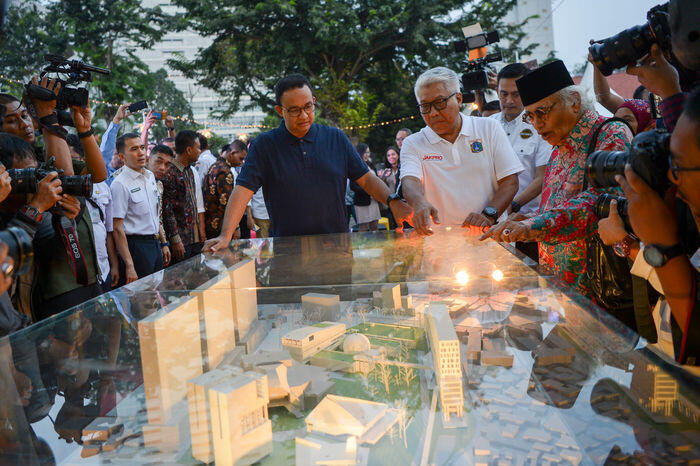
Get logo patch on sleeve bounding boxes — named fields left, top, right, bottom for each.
left=469, top=139, right=484, bottom=153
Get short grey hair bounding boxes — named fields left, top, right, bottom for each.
left=557, top=85, right=595, bottom=115
left=414, top=67, right=460, bottom=101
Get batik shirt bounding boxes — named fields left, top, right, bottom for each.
left=161, top=159, right=200, bottom=246
left=203, top=157, right=234, bottom=239
left=523, top=110, right=632, bottom=295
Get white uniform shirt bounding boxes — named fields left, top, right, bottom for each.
left=87, top=181, right=113, bottom=281
left=400, top=113, right=523, bottom=226
left=491, top=111, right=552, bottom=215
left=196, top=150, right=217, bottom=186
left=191, top=166, right=205, bottom=214
left=111, top=166, right=161, bottom=235
left=250, top=189, right=269, bottom=220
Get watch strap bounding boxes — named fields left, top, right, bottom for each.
left=77, top=127, right=95, bottom=138
left=19, top=205, right=43, bottom=223
left=646, top=242, right=685, bottom=266
left=482, top=207, right=498, bottom=222
left=511, top=201, right=521, bottom=213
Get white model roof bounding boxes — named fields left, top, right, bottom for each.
left=428, top=303, right=458, bottom=341
left=282, top=322, right=344, bottom=341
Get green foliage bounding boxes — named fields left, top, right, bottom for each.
left=0, top=1, right=193, bottom=127
left=169, top=0, right=538, bottom=150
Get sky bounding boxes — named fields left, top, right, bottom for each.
left=552, top=0, right=663, bottom=71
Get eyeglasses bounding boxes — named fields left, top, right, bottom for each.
left=668, top=153, right=700, bottom=180
left=523, top=100, right=558, bottom=124
left=417, top=92, right=458, bottom=114
left=281, top=101, right=315, bottom=118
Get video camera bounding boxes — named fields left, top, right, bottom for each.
left=454, top=30, right=502, bottom=98
left=8, top=157, right=93, bottom=198
left=586, top=129, right=671, bottom=197
left=24, top=55, right=110, bottom=126
left=589, top=3, right=670, bottom=76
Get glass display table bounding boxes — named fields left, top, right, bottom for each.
left=1, top=228, right=698, bottom=465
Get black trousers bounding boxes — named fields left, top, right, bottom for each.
left=126, top=235, right=164, bottom=278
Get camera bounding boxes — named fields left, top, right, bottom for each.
left=589, top=3, right=670, bottom=76
left=595, top=194, right=631, bottom=232
left=0, top=227, right=33, bottom=276
left=24, top=55, right=110, bottom=125
left=8, top=157, right=93, bottom=198
left=454, top=30, right=502, bottom=92
left=586, top=129, right=671, bottom=196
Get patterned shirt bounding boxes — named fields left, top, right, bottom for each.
left=203, top=157, right=234, bottom=239
left=659, top=92, right=688, bottom=133
left=161, top=158, right=201, bottom=246
left=523, top=110, right=633, bottom=295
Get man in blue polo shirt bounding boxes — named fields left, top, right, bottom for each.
left=205, top=74, right=412, bottom=250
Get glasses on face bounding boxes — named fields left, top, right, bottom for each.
left=523, top=100, right=558, bottom=124
left=668, top=153, right=700, bottom=180
left=417, top=92, right=458, bottom=114
left=281, top=101, right=315, bottom=118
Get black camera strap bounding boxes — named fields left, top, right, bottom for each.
left=53, top=213, right=89, bottom=286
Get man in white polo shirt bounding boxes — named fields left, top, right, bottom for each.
left=400, top=67, right=523, bottom=235
left=492, top=63, right=552, bottom=260
left=111, top=132, right=163, bottom=284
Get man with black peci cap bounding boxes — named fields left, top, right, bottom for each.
left=481, top=60, right=633, bottom=298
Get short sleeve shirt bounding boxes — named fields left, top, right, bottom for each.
left=400, top=113, right=523, bottom=225
left=235, top=122, right=369, bottom=237
left=491, top=111, right=552, bottom=215
left=111, top=166, right=160, bottom=236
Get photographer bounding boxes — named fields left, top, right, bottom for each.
left=614, top=88, right=700, bottom=366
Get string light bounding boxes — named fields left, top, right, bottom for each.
left=0, top=74, right=419, bottom=132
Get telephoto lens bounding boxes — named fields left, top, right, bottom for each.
left=0, top=226, right=34, bottom=276
left=585, top=150, right=629, bottom=188
left=7, top=168, right=39, bottom=194
left=58, top=173, right=93, bottom=198
left=595, top=194, right=632, bottom=232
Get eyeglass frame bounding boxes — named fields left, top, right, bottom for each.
left=668, top=153, right=700, bottom=180
left=417, top=92, right=458, bottom=115
left=523, top=100, right=558, bottom=124
left=280, top=100, right=316, bottom=118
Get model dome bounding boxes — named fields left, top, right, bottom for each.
left=342, top=333, right=371, bottom=354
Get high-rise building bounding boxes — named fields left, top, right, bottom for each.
left=502, top=0, right=555, bottom=65
left=135, top=1, right=265, bottom=139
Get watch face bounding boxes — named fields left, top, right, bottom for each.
left=483, top=207, right=497, bottom=217
left=644, top=246, right=665, bottom=267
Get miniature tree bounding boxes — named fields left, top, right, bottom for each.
left=376, top=361, right=392, bottom=395
left=394, top=399, right=413, bottom=448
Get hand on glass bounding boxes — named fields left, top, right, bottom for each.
left=29, top=76, right=61, bottom=118
left=411, top=200, right=439, bottom=236
left=389, top=199, right=413, bottom=233
left=125, top=265, right=138, bottom=284
left=204, top=235, right=230, bottom=253
left=480, top=218, right=532, bottom=243
left=615, top=164, right=679, bottom=246
left=597, top=199, right=628, bottom=246
left=462, top=212, right=494, bottom=232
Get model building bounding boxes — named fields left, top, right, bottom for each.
left=301, top=293, right=341, bottom=322
left=426, top=303, right=464, bottom=422
left=209, top=371, right=273, bottom=465
left=228, top=259, right=258, bottom=341
left=381, top=284, right=401, bottom=310
left=281, top=322, right=346, bottom=362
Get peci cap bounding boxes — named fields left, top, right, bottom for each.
left=515, top=60, right=574, bottom=106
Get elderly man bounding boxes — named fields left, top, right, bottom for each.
left=400, top=67, right=523, bottom=235
left=481, top=60, right=633, bottom=296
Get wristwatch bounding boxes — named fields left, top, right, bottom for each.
left=510, top=201, right=521, bottom=213
left=643, top=243, right=685, bottom=267
left=19, top=205, right=43, bottom=223
left=386, top=192, right=402, bottom=206
left=482, top=206, right=498, bottom=223
left=613, top=234, right=638, bottom=258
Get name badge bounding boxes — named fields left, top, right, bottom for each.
left=130, top=187, right=141, bottom=193
left=470, top=139, right=484, bottom=153
left=520, top=128, right=533, bottom=139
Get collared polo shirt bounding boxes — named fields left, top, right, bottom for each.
left=400, top=113, right=523, bottom=225
left=236, top=122, right=369, bottom=237
left=111, top=166, right=160, bottom=236
left=491, top=111, right=552, bottom=215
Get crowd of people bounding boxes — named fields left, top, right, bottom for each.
left=0, top=3, right=697, bottom=374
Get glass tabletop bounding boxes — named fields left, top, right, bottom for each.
left=1, top=227, right=698, bottom=465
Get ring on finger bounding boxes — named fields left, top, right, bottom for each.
left=503, top=229, right=511, bottom=236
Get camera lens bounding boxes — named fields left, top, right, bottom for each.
left=59, top=174, right=93, bottom=198
left=595, top=194, right=631, bottom=232
left=0, top=226, right=34, bottom=276
left=629, top=130, right=671, bottom=197
left=586, top=150, right=629, bottom=188
left=7, top=168, right=38, bottom=194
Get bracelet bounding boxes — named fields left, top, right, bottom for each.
left=160, top=242, right=170, bottom=248
left=77, top=127, right=95, bottom=138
